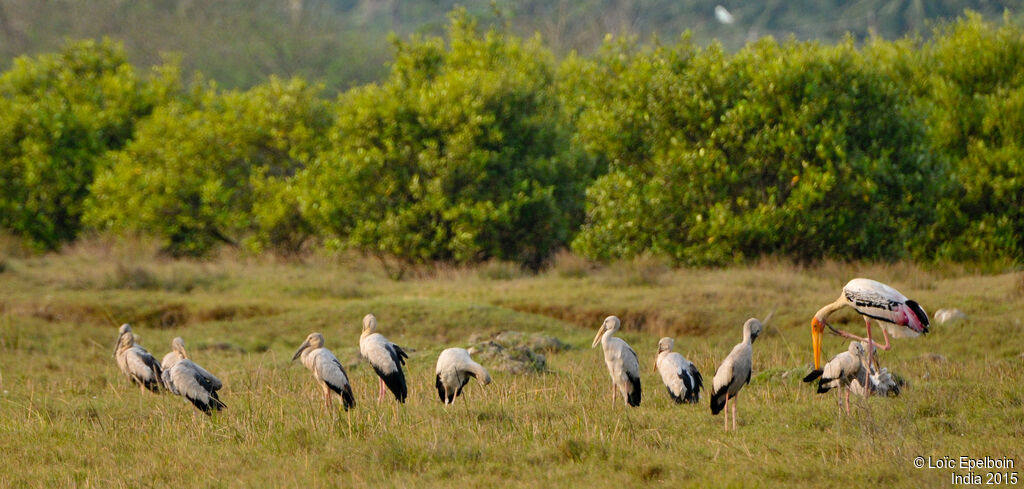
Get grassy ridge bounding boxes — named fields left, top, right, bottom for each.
left=0, top=243, right=1022, bottom=487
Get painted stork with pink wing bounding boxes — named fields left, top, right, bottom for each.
left=806, top=278, right=929, bottom=388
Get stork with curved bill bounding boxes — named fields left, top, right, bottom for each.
left=592, top=316, right=641, bottom=407
left=808, top=278, right=929, bottom=383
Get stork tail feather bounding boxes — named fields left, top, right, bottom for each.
left=803, top=369, right=824, bottom=383
left=627, top=374, right=641, bottom=407
left=710, top=385, right=728, bottom=415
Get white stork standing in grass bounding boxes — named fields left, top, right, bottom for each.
left=161, top=337, right=226, bottom=415
left=710, top=318, right=760, bottom=430
left=808, top=278, right=929, bottom=386
left=293, top=332, right=356, bottom=411
left=592, top=316, right=641, bottom=407
left=435, top=348, right=491, bottom=405
left=360, top=314, right=409, bottom=404
left=804, top=341, right=866, bottom=415
left=114, top=324, right=162, bottom=393
left=654, top=337, right=702, bottom=404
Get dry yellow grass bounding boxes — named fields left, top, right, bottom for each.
left=1, top=241, right=1021, bottom=487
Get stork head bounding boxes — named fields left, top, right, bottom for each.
left=114, top=323, right=133, bottom=356
left=657, top=337, right=674, bottom=354
left=293, top=332, right=325, bottom=361
left=655, top=337, right=674, bottom=371
left=592, top=316, right=620, bottom=348
left=849, top=340, right=865, bottom=356
left=171, top=337, right=187, bottom=359
left=115, top=329, right=135, bottom=352
left=743, top=318, right=762, bottom=345
left=362, top=313, right=378, bottom=334
left=811, top=316, right=826, bottom=370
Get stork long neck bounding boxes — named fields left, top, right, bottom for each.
left=467, top=361, right=490, bottom=382
left=602, top=327, right=616, bottom=345
left=814, top=296, right=848, bottom=323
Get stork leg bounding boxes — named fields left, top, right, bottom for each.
left=611, top=384, right=616, bottom=405
left=378, top=377, right=386, bottom=402
left=844, top=388, right=851, bottom=415
left=863, top=317, right=876, bottom=396
left=723, top=395, right=729, bottom=431
left=731, top=398, right=737, bottom=431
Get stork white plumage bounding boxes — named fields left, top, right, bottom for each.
left=710, top=318, right=760, bottom=430
left=293, top=332, right=356, bottom=411
left=359, top=314, right=408, bottom=403
left=806, top=341, right=866, bottom=415
left=654, top=337, right=703, bottom=404
left=809, top=278, right=929, bottom=379
left=591, top=316, right=641, bottom=407
left=161, top=337, right=226, bottom=415
left=435, top=348, right=491, bottom=405
left=114, top=324, right=162, bottom=393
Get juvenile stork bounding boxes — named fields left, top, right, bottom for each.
left=654, top=337, right=703, bottom=404
left=809, top=278, right=929, bottom=376
left=114, top=324, right=162, bottom=393
left=710, top=318, right=760, bottom=430
left=293, top=332, right=356, bottom=411
left=359, top=314, right=408, bottom=403
left=435, top=348, right=492, bottom=405
left=592, top=316, right=641, bottom=407
left=161, top=337, right=226, bottom=415
left=805, top=341, right=866, bottom=415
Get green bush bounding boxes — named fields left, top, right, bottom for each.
left=85, top=77, right=331, bottom=256
left=569, top=36, right=945, bottom=264
left=0, top=39, right=178, bottom=251
left=304, top=10, right=593, bottom=271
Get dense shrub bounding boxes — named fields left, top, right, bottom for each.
left=85, top=77, right=331, bottom=256
left=0, top=39, right=177, bottom=251
left=0, top=11, right=1022, bottom=268
left=568, top=37, right=945, bottom=264
left=303, top=10, right=592, bottom=271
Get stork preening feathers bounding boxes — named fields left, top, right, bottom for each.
left=161, top=337, right=226, bottom=415
left=711, top=318, right=761, bottom=430
left=114, top=324, right=163, bottom=393
left=435, top=348, right=491, bottom=405
left=360, top=314, right=409, bottom=403
left=293, top=332, right=356, bottom=411
left=654, top=337, right=702, bottom=404
left=808, top=278, right=929, bottom=382
left=592, top=316, right=641, bottom=407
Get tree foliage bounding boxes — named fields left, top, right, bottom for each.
left=304, top=10, right=591, bottom=270
left=0, top=39, right=177, bottom=251
left=2, top=11, right=1023, bottom=268
left=86, top=77, right=331, bottom=256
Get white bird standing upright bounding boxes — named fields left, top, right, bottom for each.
left=806, top=341, right=866, bottom=415
left=292, top=332, right=356, bottom=411
left=114, top=324, right=162, bottom=393
left=592, top=316, right=641, bottom=407
left=160, top=337, right=226, bottom=415
left=435, top=348, right=492, bottom=405
left=710, top=318, right=760, bottom=430
left=359, top=314, right=408, bottom=403
left=654, top=337, right=703, bottom=404
left=808, top=278, right=929, bottom=378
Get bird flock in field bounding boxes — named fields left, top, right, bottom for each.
left=113, top=277, right=935, bottom=430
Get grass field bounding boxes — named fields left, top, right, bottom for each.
left=1, top=241, right=1022, bottom=488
